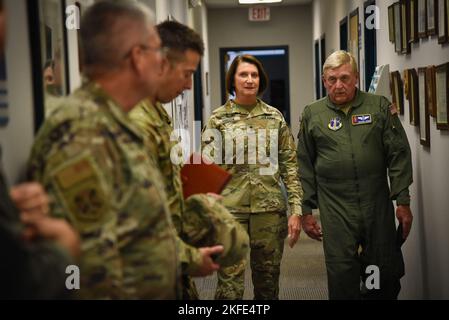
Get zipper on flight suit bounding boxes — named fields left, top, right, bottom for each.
left=341, top=109, right=362, bottom=209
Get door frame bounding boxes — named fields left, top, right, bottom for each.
left=219, top=46, right=291, bottom=125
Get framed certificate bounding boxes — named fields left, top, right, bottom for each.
left=401, top=0, right=411, bottom=54
left=390, top=71, right=405, bottom=115
left=447, top=0, right=449, bottom=38
left=426, top=66, right=437, bottom=117
left=435, top=63, right=449, bottom=130
left=427, top=0, right=438, bottom=35
left=406, top=69, right=420, bottom=126
left=410, top=0, right=420, bottom=42
left=418, top=0, right=428, bottom=38
left=27, top=0, right=71, bottom=131
left=418, top=67, right=430, bottom=147
left=388, top=4, right=396, bottom=43
left=438, top=0, right=448, bottom=43
left=394, top=2, right=403, bottom=53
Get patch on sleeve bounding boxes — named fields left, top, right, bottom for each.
left=52, top=158, right=107, bottom=222
left=389, top=103, right=398, bottom=116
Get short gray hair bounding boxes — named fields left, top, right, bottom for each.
left=322, top=50, right=358, bottom=75
left=80, top=0, right=155, bottom=70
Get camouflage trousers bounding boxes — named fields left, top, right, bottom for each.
left=215, top=211, right=288, bottom=300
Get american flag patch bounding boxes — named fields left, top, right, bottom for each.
left=352, top=114, right=372, bottom=126
left=389, top=104, right=398, bottom=115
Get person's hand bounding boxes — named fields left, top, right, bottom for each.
left=10, top=182, right=50, bottom=223
left=301, top=214, right=322, bottom=241
left=191, top=245, right=224, bottom=277
left=396, top=205, right=413, bottom=240
left=288, top=215, right=301, bottom=248
left=23, top=216, right=80, bottom=257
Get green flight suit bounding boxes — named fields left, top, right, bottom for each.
left=203, top=99, right=302, bottom=300
left=297, top=90, right=413, bottom=300
left=28, top=81, right=180, bottom=299
left=130, top=100, right=249, bottom=299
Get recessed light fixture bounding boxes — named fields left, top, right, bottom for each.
left=238, top=0, right=283, bottom=4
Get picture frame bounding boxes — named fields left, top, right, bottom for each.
left=388, top=4, right=396, bottom=43
left=419, top=67, right=431, bottom=147
left=438, top=0, right=448, bottom=43
left=435, top=62, right=449, bottom=130
left=0, top=58, right=8, bottom=127
left=401, top=0, right=411, bottom=54
left=349, top=8, right=360, bottom=87
left=390, top=71, right=405, bottom=115
left=426, top=66, right=437, bottom=117
left=418, top=0, right=428, bottom=38
left=446, top=0, right=449, bottom=38
left=427, top=0, right=438, bottom=36
left=340, top=16, right=349, bottom=50
left=27, top=0, right=70, bottom=131
left=410, top=0, right=420, bottom=42
left=406, top=69, right=420, bottom=126
left=394, top=2, right=403, bottom=53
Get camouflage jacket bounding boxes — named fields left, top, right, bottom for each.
left=130, top=100, right=183, bottom=231
left=202, top=99, right=303, bottom=215
left=129, top=99, right=203, bottom=275
left=28, top=81, right=179, bottom=299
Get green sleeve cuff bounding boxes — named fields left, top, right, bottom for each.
left=396, top=189, right=411, bottom=205
left=301, top=205, right=313, bottom=215
left=290, top=206, right=303, bottom=216
left=180, top=242, right=203, bottom=275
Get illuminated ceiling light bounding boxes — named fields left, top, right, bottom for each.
left=238, top=0, right=283, bottom=4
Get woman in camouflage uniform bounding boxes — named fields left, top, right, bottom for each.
left=202, top=55, right=303, bottom=300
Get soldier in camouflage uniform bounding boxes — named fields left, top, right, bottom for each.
left=202, top=55, right=303, bottom=300
left=297, top=51, right=413, bottom=299
left=130, top=21, right=247, bottom=299
left=27, top=1, right=182, bottom=299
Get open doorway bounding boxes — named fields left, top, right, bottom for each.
left=219, top=46, right=291, bottom=125
left=364, top=0, right=377, bottom=91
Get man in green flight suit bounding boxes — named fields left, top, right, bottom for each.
left=297, top=50, right=413, bottom=299
left=130, top=20, right=248, bottom=299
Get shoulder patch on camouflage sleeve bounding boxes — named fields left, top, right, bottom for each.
left=51, top=155, right=108, bottom=222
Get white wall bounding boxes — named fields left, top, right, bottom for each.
left=313, top=0, right=449, bottom=299
left=207, top=5, right=314, bottom=141
left=0, top=0, right=35, bottom=185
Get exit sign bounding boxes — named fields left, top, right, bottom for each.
left=249, top=6, right=270, bottom=21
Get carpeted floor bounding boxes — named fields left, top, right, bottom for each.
left=194, top=231, right=328, bottom=300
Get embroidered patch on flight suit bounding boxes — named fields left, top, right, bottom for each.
left=52, top=157, right=107, bottom=222
left=352, top=114, right=373, bottom=126
left=328, top=117, right=342, bottom=131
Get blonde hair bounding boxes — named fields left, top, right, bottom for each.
left=322, top=50, right=358, bottom=75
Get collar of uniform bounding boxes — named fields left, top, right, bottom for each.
left=229, top=98, right=271, bottom=116
left=325, top=89, right=365, bottom=111
left=85, top=80, right=146, bottom=142
left=154, top=101, right=172, bottom=126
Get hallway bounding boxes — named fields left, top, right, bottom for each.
left=194, top=231, right=328, bottom=300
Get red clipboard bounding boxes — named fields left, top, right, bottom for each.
left=180, top=153, right=231, bottom=199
